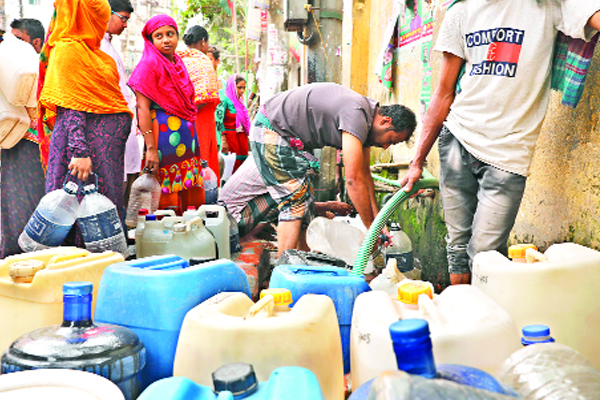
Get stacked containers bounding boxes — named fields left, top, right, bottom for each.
left=94, top=255, right=251, bottom=390
left=472, top=242, right=600, bottom=370
left=173, top=291, right=344, bottom=400
left=0, top=247, right=124, bottom=352
left=268, top=264, right=370, bottom=374
left=139, top=364, right=325, bottom=400
left=350, top=284, right=521, bottom=389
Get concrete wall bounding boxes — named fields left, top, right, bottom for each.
left=343, top=0, right=600, bottom=287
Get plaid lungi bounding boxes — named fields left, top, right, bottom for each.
left=249, top=111, right=319, bottom=223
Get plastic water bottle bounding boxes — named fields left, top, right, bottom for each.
left=78, top=176, right=128, bottom=257
left=384, top=223, right=414, bottom=273
left=1, top=282, right=146, bottom=400
left=349, top=319, right=519, bottom=399
left=500, top=343, right=600, bottom=399
left=521, top=324, right=555, bottom=346
left=201, top=159, right=218, bottom=205
left=18, top=179, right=80, bottom=252
left=125, top=172, right=161, bottom=228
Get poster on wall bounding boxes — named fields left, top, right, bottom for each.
left=397, top=0, right=435, bottom=49
left=374, top=8, right=401, bottom=92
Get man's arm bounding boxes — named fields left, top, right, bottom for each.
left=342, top=132, right=376, bottom=229
left=400, top=52, right=465, bottom=191
left=587, top=10, right=600, bottom=31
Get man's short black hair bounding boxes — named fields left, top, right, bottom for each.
left=10, top=18, right=45, bottom=46
left=379, top=104, right=417, bottom=142
left=109, top=0, right=134, bottom=13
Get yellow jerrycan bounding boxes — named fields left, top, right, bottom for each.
left=0, top=247, right=124, bottom=352
left=173, top=289, right=344, bottom=400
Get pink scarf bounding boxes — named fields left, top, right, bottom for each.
left=128, top=15, right=196, bottom=121
left=225, top=74, right=250, bottom=134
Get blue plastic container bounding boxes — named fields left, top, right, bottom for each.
left=139, top=363, right=325, bottom=400
left=349, top=319, right=519, bottom=399
left=95, top=255, right=251, bottom=390
left=1, top=282, right=146, bottom=400
left=268, top=264, right=370, bottom=374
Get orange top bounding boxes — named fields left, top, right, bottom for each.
left=39, top=0, right=132, bottom=120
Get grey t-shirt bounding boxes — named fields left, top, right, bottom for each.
left=262, top=83, right=379, bottom=150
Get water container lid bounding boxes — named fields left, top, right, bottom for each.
left=212, top=363, right=258, bottom=397
left=508, top=243, right=537, bottom=259
left=146, top=214, right=157, bottom=221
left=64, top=181, right=79, bottom=194
left=9, top=260, right=46, bottom=282
left=260, top=288, right=293, bottom=306
left=389, top=319, right=431, bottom=341
left=138, top=208, right=149, bottom=216
left=81, top=183, right=97, bottom=194
left=397, top=281, right=432, bottom=305
left=173, top=223, right=186, bottom=233
left=522, top=324, right=551, bottom=338
left=201, top=159, right=208, bottom=168
left=389, top=222, right=401, bottom=231
left=187, top=206, right=197, bottom=210
left=63, top=281, right=93, bottom=296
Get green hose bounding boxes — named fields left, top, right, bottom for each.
left=351, top=169, right=439, bottom=275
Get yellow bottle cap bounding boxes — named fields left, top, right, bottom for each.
left=508, top=244, right=537, bottom=260
left=9, top=260, right=46, bottom=283
left=260, top=288, right=293, bottom=306
left=398, top=281, right=433, bottom=305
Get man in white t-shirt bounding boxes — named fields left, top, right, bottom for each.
left=101, top=0, right=142, bottom=210
left=401, top=0, right=600, bottom=285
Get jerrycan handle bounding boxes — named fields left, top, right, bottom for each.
left=246, top=294, right=275, bottom=319
left=187, top=216, right=205, bottom=231
left=418, top=294, right=444, bottom=326
left=46, top=249, right=89, bottom=268
left=155, top=209, right=177, bottom=217
left=526, top=248, right=548, bottom=263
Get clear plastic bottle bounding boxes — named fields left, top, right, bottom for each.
left=201, top=159, right=218, bottom=205
left=135, top=208, right=149, bottom=259
left=350, top=319, right=519, bottom=399
left=125, top=172, right=161, bottom=228
left=384, top=223, right=414, bottom=273
left=78, top=179, right=128, bottom=257
left=18, top=180, right=80, bottom=252
left=1, top=282, right=146, bottom=400
left=500, top=343, right=600, bottom=400
left=521, top=324, right=555, bottom=346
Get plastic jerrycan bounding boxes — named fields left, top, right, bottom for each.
left=163, top=218, right=217, bottom=261
left=2, top=282, right=146, bottom=400
left=173, top=290, right=344, bottom=400
left=140, top=214, right=185, bottom=257
left=472, top=242, right=600, bottom=370
left=0, top=247, right=124, bottom=353
left=198, top=204, right=230, bottom=259
left=0, top=89, right=29, bottom=149
left=269, top=264, right=370, bottom=374
left=139, top=363, right=325, bottom=400
left=0, top=33, right=39, bottom=107
left=95, top=255, right=251, bottom=390
left=0, top=369, right=126, bottom=400
left=350, top=283, right=520, bottom=389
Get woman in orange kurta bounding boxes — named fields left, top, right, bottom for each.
left=178, top=25, right=221, bottom=186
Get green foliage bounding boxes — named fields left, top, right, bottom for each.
left=180, top=0, right=257, bottom=80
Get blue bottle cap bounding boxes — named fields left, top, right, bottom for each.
left=522, top=324, right=550, bottom=337
left=390, top=318, right=431, bottom=341
left=145, top=214, right=157, bottom=221
left=63, top=282, right=93, bottom=296
left=212, top=363, right=258, bottom=398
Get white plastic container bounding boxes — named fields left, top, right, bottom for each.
left=350, top=284, right=520, bottom=389
left=197, top=204, right=230, bottom=259
left=0, top=88, right=29, bottom=150
left=0, top=33, right=39, bottom=107
left=173, top=291, right=344, bottom=400
left=306, top=217, right=365, bottom=267
left=139, top=214, right=185, bottom=258
left=0, top=369, right=125, bottom=400
left=163, top=218, right=217, bottom=261
left=473, top=242, right=600, bottom=370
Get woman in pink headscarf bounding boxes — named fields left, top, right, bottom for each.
left=128, top=14, right=204, bottom=211
left=216, top=74, right=250, bottom=173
